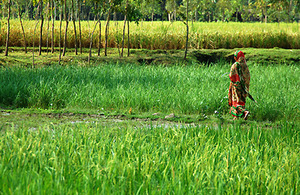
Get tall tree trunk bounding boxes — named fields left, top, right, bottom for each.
left=71, top=0, right=78, bottom=55
left=5, top=0, right=11, bottom=56
left=59, top=3, right=63, bottom=65
left=33, top=5, right=40, bottom=68
left=151, top=0, right=154, bottom=22
left=113, top=11, right=117, bottom=21
left=184, top=0, right=189, bottom=61
left=174, top=7, right=177, bottom=21
left=265, top=15, right=267, bottom=23
left=115, top=15, right=120, bottom=56
left=18, top=4, right=27, bottom=53
left=123, top=0, right=130, bottom=57
left=98, top=21, right=101, bottom=56
left=62, top=0, right=69, bottom=56
left=33, top=21, right=40, bottom=68
left=288, top=0, right=293, bottom=22
left=39, top=0, right=44, bottom=56
left=51, top=0, right=55, bottom=53
left=222, top=10, right=225, bottom=22
left=127, top=20, right=130, bottom=57
left=105, top=6, right=112, bottom=56
left=264, top=6, right=268, bottom=23
left=151, top=11, right=154, bottom=22
left=88, top=20, right=100, bottom=64
left=46, top=2, right=50, bottom=54
left=121, top=15, right=126, bottom=57
left=78, top=0, right=82, bottom=54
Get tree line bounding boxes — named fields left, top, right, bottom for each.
left=1, top=0, right=299, bottom=23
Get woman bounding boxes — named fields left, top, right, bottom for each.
left=228, top=50, right=250, bottom=120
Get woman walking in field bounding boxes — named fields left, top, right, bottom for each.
left=228, top=50, right=250, bottom=120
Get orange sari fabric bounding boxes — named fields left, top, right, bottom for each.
left=228, top=51, right=250, bottom=117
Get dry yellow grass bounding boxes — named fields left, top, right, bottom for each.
left=0, top=19, right=299, bottom=49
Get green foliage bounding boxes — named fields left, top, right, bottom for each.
left=0, top=62, right=299, bottom=121
left=0, top=120, right=298, bottom=194
left=126, top=1, right=143, bottom=23
left=1, top=0, right=299, bottom=22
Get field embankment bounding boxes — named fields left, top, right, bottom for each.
left=1, top=48, right=299, bottom=66
left=0, top=20, right=299, bottom=49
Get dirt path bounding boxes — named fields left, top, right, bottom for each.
left=1, top=110, right=225, bottom=131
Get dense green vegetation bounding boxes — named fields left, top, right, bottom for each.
left=1, top=0, right=299, bottom=23
left=0, top=45, right=299, bottom=193
left=0, top=61, right=299, bottom=122
left=0, top=118, right=299, bottom=194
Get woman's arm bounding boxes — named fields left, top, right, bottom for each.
left=229, top=63, right=240, bottom=83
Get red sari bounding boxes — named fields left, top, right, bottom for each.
left=228, top=51, right=250, bottom=118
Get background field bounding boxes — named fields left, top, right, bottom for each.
left=0, top=20, right=299, bottom=49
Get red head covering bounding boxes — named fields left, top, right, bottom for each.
left=234, top=50, right=245, bottom=61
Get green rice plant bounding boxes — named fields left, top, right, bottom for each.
left=250, top=64, right=299, bottom=121
left=0, top=120, right=298, bottom=194
left=0, top=62, right=299, bottom=121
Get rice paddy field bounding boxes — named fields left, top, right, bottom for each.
left=0, top=60, right=299, bottom=194
left=0, top=20, right=299, bottom=49
left=0, top=62, right=299, bottom=121
left=0, top=118, right=299, bottom=194
left=0, top=19, right=299, bottom=193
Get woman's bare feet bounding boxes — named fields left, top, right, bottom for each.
left=244, top=111, right=250, bottom=120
